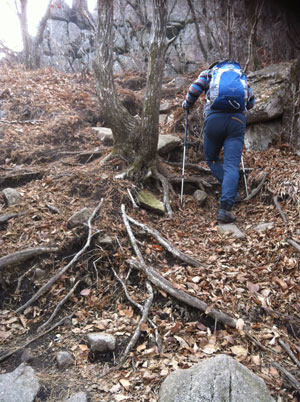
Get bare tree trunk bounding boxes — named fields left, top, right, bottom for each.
left=93, top=0, right=168, bottom=172
left=93, top=0, right=139, bottom=160
left=16, top=0, right=32, bottom=69
left=135, top=0, right=168, bottom=168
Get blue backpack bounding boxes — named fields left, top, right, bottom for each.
left=209, top=60, right=248, bottom=111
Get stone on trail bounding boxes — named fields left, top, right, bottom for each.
left=87, top=332, right=116, bottom=352
left=56, top=351, right=74, bottom=368
left=193, top=190, right=207, bottom=206
left=2, top=188, right=21, bottom=207
left=217, top=223, right=245, bottom=239
left=157, top=134, right=181, bottom=155
left=159, top=354, right=275, bottom=402
left=61, top=391, right=87, bottom=402
left=0, top=363, right=40, bottom=402
left=67, top=208, right=92, bottom=229
left=254, top=222, right=274, bottom=232
left=137, top=190, right=165, bottom=214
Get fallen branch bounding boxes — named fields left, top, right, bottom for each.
left=128, top=258, right=237, bottom=328
left=273, top=195, right=288, bottom=226
left=16, top=199, right=104, bottom=313
left=287, top=239, right=300, bottom=253
left=0, top=247, right=59, bottom=271
left=0, top=314, right=73, bottom=363
left=0, top=213, right=18, bottom=224
left=126, top=214, right=202, bottom=267
left=278, top=339, right=300, bottom=369
left=244, top=172, right=267, bottom=201
left=272, top=361, right=300, bottom=392
left=37, top=280, right=80, bottom=333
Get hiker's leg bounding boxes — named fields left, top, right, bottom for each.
left=221, top=114, right=246, bottom=207
left=204, top=114, right=226, bottom=184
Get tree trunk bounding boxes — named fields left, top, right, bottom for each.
left=17, top=0, right=32, bottom=69
left=93, top=0, right=168, bottom=173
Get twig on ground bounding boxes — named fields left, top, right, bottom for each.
left=278, top=339, right=300, bottom=369
left=16, top=199, right=104, bottom=313
left=0, top=247, right=59, bottom=271
left=0, top=314, right=73, bottom=363
left=127, top=189, right=139, bottom=208
left=15, top=265, right=37, bottom=294
left=119, top=281, right=154, bottom=365
left=273, top=195, right=288, bottom=226
left=244, top=172, right=267, bottom=201
left=245, top=331, right=279, bottom=354
left=272, top=361, right=300, bottom=392
left=37, top=280, right=80, bottom=333
left=287, top=239, right=300, bottom=253
left=126, top=213, right=202, bottom=267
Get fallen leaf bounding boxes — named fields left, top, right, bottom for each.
left=231, top=345, right=248, bottom=358
left=80, top=288, right=91, bottom=296
left=119, top=378, right=131, bottom=390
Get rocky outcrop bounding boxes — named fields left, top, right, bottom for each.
left=245, top=60, right=300, bottom=150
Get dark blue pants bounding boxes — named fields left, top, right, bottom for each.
left=204, top=112, right=246, bottom=207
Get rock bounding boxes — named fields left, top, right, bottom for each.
left=67, top=208, right=92, bottom=229
left=159, top=354, right=275, bottom=402
left=92, top=127, right=113, bottom=146
left=157, top=134, right=181, bottom=155
left=56, top=351, right=74, bottom=368
left=193, top=190, right=207, bottom=206
left=61, top=391, right=87, bottom=402
left=87, top=332, right=116, bottom=353
left=21, top=348, right=34, bottom=363
left=137, top=190, right=165, bottom=214
left=97, top=235, right=114, bottom=247
left=254, top=222, right=274, bottom=232
left=217, top=224, right=246, bottom=239
left=2, top=188, right=21, bottom=207
left=34, top=267, right=47, bottom=280
left=0, top=363, right=40, bottom=402
left=160, top=101, right=171, bottom=113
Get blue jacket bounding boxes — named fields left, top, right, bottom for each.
left=185, top=67, right=255, bottom=117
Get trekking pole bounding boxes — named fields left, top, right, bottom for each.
left=180, top=109, right=189, bottom=207
left=241, top=154, right=249, bottom=198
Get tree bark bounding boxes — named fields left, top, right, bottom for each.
left=93, top=0, right=168, bottom=172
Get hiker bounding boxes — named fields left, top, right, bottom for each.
left=182, top=59, right=255, bottom=223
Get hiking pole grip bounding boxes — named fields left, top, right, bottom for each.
left=180, top=109, right=189, bottom=207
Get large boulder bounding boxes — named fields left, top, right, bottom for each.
left=246, top=60, right=300, bottom=150
left=159, top=354, right=275, bottom=402
left=0, top=364, right=40, bottom=402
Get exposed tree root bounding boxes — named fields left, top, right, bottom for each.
left=271, top=362, right=300, bottom=392
left=244, top=172, right=268, bottom=201
left=287, top=238, right=300, bottom=252
left=16, top=199, right=104, bottom=313
left=152, top=167, right=173, bottom=216
left=121, top=204, right=237, bottom=329
left=273, top=195, right=288, bottom=227
left=0, top=247, right=59, bottom=271
left=126, top=214, right=202, bottom=267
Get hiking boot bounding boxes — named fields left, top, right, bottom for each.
left=217, top=209, right=236, bottom=223
left=235, top=192, right=242, bottom=203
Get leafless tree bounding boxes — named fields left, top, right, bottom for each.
left=93, top=0, right=168, bottom=177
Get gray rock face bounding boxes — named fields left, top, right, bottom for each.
left=159, top=354, right=275, bottom=402
left=157, top=134, right=181, bottom=155
left=87, top=332, right=116, bottom=352
left=0, top=364, right=40, bottom=402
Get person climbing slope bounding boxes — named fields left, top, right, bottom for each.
left=182, top=59, right=255, bottom=223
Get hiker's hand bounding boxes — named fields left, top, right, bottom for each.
left=182, top=100, right=191, bottom=110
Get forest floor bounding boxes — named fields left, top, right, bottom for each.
left=0, top=64, right=299, bottom=402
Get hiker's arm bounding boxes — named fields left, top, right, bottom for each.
left=246, top=85, right=255, bottom=110
left=184, top=70, right=210, bottom=108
